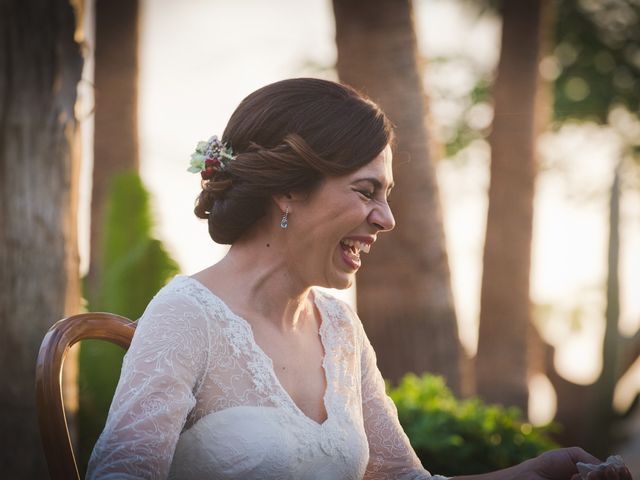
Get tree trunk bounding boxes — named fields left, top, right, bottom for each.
left=333, top=0, right=461, bottom=391
left=476, top=0, right=546, bottom=412
left=544, top=165, right=640, bottom=452
left=586, top=162, right=621, bottom=455
left=0, top=0, right=83, bottom=477
left=86, top=0, right=140, bottom=304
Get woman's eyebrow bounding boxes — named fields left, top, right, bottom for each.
left=353, top=177, right=395, bottom=192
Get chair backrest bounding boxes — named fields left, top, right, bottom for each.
left=36, top=312, right=137, bottom=480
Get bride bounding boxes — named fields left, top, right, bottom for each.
left=87, top=78, right=631, bottom=480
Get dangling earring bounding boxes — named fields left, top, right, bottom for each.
left=280, top=206, right=289, bottom=229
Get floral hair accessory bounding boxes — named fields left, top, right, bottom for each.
left=187, top=135, right=236, bottom=180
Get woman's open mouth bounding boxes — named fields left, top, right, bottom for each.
left=339, top=238, right=372, bottom=270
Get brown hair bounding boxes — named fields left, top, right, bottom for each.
left=194, top=78, right=394, bottom=244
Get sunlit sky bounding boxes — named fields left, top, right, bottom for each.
left=78, top=0, right=639, bottom=420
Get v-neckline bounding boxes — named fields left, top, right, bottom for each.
left=182, top=275, right=331, bottom=428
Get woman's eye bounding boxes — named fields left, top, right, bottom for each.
left=356, top=190, right=374, bottom=199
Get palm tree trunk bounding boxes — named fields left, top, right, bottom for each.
left=476, top=0, right=547, bottom=412
left=0, top=0, right=83, bottom=476
left=333, top=0, right=461, bottom=391
left=86, top=0, right=140, bottom=304
left=587, top=162, right=621, bottom=455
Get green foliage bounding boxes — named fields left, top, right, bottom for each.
left=553, top=0, right=640, bottom=124
left=431, top=1, right=640, bottom=158
left=444, top=75, right=493, bottom=158
left=78, top=172, right=180, bottom=472
left=388, top=374, right=558, bottom=476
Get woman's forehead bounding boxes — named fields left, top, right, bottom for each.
left=353, top=147, right=393, bottom=184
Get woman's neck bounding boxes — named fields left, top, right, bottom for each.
left=195, top=232, right=314, bottom=332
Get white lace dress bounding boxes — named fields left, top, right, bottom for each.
left=87, top=275, right=448, bottom=480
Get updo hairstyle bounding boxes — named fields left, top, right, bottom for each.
left=194, top=78, right=394, bottom=244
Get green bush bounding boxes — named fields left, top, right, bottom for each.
left=388, top=374, right=558, bottom=476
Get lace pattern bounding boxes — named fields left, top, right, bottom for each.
left=87, top=275, right=447, bottom=479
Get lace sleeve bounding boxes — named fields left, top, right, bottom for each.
left=359, top=322, right=449, bottom=480
left=86, top=289, right=211, bottom=480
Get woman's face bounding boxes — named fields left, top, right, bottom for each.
left=285, top=145, right=395, bottom=289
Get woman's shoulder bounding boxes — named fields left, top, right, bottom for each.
left=139, top=275, right=199, bottom=313
left=148, top=275, right=224, bottom=308
left=138, top=275, right=231, bottom=328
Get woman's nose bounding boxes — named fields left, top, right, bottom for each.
left=369, top=201, right=395, bottom=232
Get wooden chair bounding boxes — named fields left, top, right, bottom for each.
left=36, top=312, right=137, bottom=480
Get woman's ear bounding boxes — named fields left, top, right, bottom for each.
left=272, top=192, right=294, bottom=214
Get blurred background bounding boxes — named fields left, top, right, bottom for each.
left=2, top=0, right=639, bottom=477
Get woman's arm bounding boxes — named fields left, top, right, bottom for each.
left=86, top=290, right=210, bottom=479
left=357, top=318, right=447, bottom=480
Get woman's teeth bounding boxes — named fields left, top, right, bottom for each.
left=340, top=239, right=371, bottom=254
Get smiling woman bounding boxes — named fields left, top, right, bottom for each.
left=86, top=78, right=632, bottom=480
left=193, top=78, right=393, bottom=245
left=287, top=147, right=395, bottom=288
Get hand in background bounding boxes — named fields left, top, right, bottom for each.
left=529, top=447, right=632, bottom=480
